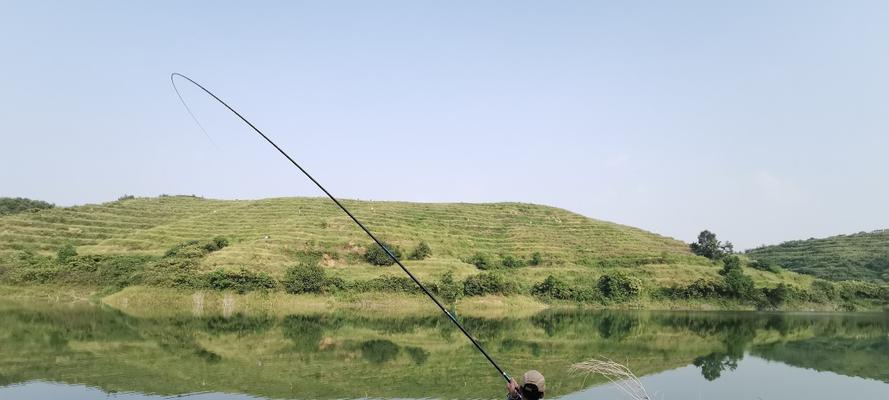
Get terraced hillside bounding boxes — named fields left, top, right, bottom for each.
left=746, top=230, right=889, bottom=283
left=0, top=196, right=694, bottom=280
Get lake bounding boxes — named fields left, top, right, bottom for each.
left=0, top=297, right=887, bottom=399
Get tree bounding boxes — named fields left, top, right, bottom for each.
left=690, top=230, right=734, bottom=260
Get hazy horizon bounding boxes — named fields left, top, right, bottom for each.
left=2, top=1, right=888, bottom=250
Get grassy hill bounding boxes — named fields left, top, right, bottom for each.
left=0, top=195, right=696, bottom=279
left=2, top=196, right=883, bottom=311
left=746, top=230, right=889, bottom=283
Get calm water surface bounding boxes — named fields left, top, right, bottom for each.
left=0, top=299, right=886, bottom=399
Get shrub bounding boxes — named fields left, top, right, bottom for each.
left=466, top=253, right=494, bottom=270
left=57, top=244, right=77, bottom=264
left=164, top=240, right=203, bottom=258
left=723, top=268, right=755, bottom=299
left=203, top=236, right=230, bottom=252
left=408, top=241, right=432, bottom=260
left=206, top=268, right=276, bottom=294
left=500, top=255, right=525, bottom=269
left=529, top=252, right=543, bottom=266
left=354, top=276, right=418, bottom=293
left=0, top=197, right=54, bottom=216
left=435, top=272, right=462, bottom=304
left=282, top=263, right=327, bottom=294
left=720, top=256, right=742, bottom=276
left=809, top=280, right=838, bottom=302
left=463, top=273, right=515, bottom=296
left=664, top=278, right=725, bottom=299
left=762, top=283, right=792, bottom=308
left=749, top=259, right=781, bottom=273
left=164, top=238, right=230, bottom=258
left=364, top=241, right=402, bottom=266
left=531, top=275, right=574, bottom=300
left=597, top=272, right=642, bottom=302
left=117, top=194, right=135, bottom=201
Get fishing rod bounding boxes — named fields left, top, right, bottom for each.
left=170, top=73, right=512, bottom=383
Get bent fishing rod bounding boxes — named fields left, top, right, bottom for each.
left=170, top=73, right=511, bottom=383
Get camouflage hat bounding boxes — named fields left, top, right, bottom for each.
left=523, top=370, right=545, bottom=392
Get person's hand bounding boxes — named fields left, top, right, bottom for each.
left=507, top=378, right=520, bottom=397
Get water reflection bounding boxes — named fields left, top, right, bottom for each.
left=0, top=299, right=886, bottom=399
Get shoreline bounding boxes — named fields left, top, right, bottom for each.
left=3, top=285, right=881, bottom=317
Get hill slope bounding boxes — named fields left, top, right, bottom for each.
left=0, top=196, right=694, bottom=277
left=746, top=230, right=889, bottom=283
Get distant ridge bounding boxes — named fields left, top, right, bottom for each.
left=746, top=230, right=889, bottom=283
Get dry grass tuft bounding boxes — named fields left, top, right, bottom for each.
left=569, top=357, right=651, bottom=400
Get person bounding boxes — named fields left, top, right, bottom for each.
left=506, top=370, right=545, bottom=400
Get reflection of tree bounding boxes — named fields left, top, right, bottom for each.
left=688, top=315, right=757, bottom=381
left=280, top=315, right=328, bottom=352
left=405, top=346, right=429, bottom=365
left=693, top=352, right=740, bottom=381
left=361, top=339, right=400, bottom=364
left=598, top=313, right=638, bottom=341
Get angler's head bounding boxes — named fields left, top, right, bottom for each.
left=521, top=370, right=545, bottom=400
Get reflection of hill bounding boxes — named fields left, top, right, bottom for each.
left=1, top=297, right=887, bottom=399
left=753, top=336, right=889, bottom=383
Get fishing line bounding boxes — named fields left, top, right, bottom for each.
left=170, top=73, right=512, bottom=383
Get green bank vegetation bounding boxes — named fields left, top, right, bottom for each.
left=1, top=196, right=887, bottom=311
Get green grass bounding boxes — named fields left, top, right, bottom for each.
left=746, top=230, right=889, bottom=283
left=2, top=196, right=883, bottom=311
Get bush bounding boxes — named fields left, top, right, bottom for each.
left=809, top=280, right=838, bottom=302
left=203, top=237, right=230, bottom=252
left=435, top=272, right=462, bottom=304
left=463, top=273, right=515, bottom=296
left=57, top=244, right=77, bottom=264
left=720, top=256, right=742, bottom=276
left=597, top=272, right=642, bottom=302
left=282, top=263, right=327, bottom=294
left=466, top=253, right=494, bottom=270
left=663, top=278, right=725, bottom=299
left=762, top=283, right=792, bottom=308
left=206, top=268, right=276, bottom=294
left=723, top=268, right=755, bottom=299
left=0, top=197, right=54, bottom=216
left=354, top=276, right=419, bottom=293
left=749, top=259, right=781, bottom=273
left=117, top=194, right=135, bottom=201
left=531, top=275, right=574, bottom=300
left=364, top=241, right=402, bottom=266
left=529, top=252, right=543, bottom=266
left=500, top=255, right=525, bottom=269
left=408, top=241, right=432, bottom=260
left=164, top=238, right=230, bottom=258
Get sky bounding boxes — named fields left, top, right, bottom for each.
left=1, top=1, right=888, bottom=250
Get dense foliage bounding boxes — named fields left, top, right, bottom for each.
left=364, top=242, right=402, bottom=266
left=0, top=197, right=54, bottom=216
left=690, top=230, right=734, bottom=260
left=463, top=272, right=516, bottom=296
left=597, top=272, right=642, bottom=302
left=281, top=263, right=327, bottom=294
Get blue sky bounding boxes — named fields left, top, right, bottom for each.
left=1, top=1, right=887, bottom=249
